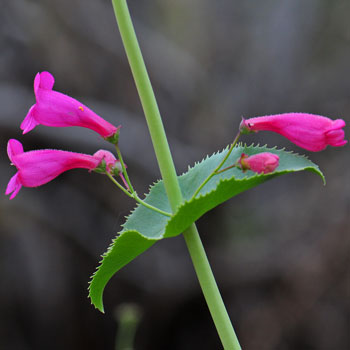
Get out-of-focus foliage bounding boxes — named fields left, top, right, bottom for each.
left=1, top=0, right=349, bottom=349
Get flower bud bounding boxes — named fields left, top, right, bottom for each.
left=238, top=152, right=279, bottom=174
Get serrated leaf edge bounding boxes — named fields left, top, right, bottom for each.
left=88, top=145, right=325, bottom=310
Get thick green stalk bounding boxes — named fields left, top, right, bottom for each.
left=111, top=1, right=241, bottom=349
left=111, top=0, right=181, bottom=207
left=183, top=225, right=241, bottom=350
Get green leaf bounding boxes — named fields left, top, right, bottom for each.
left=89, top=145, right=324, bottom=311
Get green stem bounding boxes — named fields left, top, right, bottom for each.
left=111, top=0, right=182, bottom=207
left=216, top=164, right=238, bottom=174
left=192, top=132, right=241, bottom=199
left=106, top=171, right=133, bottom=197
left=106, top=172, right=172, bottom=217
left=115, top=145, right=134, bottom=193
left=111, top=1, right=241, bottom=349
left=183, top=224, right=241, bottom=350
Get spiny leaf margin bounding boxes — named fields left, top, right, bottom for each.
left=89, top=145, right=324, bottom=311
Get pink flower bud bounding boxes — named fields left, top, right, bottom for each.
left=5, top=139, right=119, bottom=199
left=240, top=113, right=347, bottom=152
left=238, top=152, right=279, bottom=174
left=21, top=72, right=120, bottom=139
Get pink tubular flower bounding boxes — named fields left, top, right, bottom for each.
left=240, top=113, right=347, bottom=152
left=21, top=71, right=120, bottom=140
left=238, top=152, right=279, bottom=174
left=5, top=139, right=120, bottom=200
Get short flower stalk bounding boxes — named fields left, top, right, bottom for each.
left=105, top=171, right=172, bottom=217
left=191, top=131, right=242, bottom=199
left=115, top=144, right=134, bottom=193
left=216, top=152, right=280, bottom=175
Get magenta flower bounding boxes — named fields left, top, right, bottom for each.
left=6, top=139, right=120, bottom=200
left=21, top=71, right=120, bottom=140
left=238, top=152, right=279, bottom=174
left=240, top=113, right=347, bottom=152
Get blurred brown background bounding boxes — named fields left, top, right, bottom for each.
left=0, top=0, right=349, bottom=349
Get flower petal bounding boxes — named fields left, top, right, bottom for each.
left=20, top=105, right=39, bottom=134
left=5, top=173, right=22, bottom=199
left=39, top=71, right=55, bottom=90
left=7, top=139, right=24, bottom=163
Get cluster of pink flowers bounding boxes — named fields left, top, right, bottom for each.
left=6, top=71, right=121, bottom=199
left=6, top=71, right=347, bottom=197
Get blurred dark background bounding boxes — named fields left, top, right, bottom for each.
left=1, top=0, right=349, bottom=349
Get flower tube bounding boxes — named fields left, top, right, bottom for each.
left=21, top=71, right=120, bottom=140
left=238, top=152, right=279, bottom=174
left=240, top=113, right=347, bottom=152
left=5, top=139, right=120, bottom=199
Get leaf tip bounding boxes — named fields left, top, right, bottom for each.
left=98, top=305, right=105, bottom=314
left=88, top=288, right=105, bottom=313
